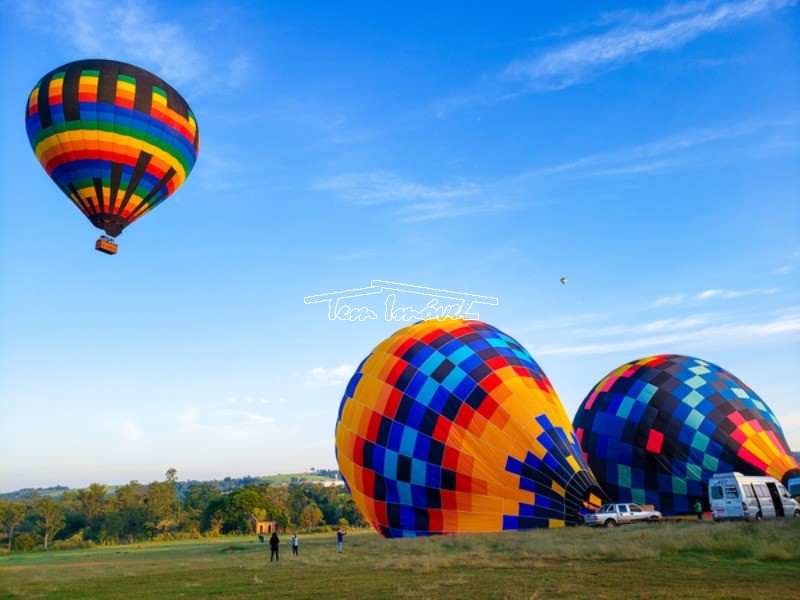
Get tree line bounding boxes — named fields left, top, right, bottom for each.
left=0, top=469, right=366, bottom=552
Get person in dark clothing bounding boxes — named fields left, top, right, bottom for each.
left=291, top=533, right=298, bottom=556
left=269, top=532, right=280, bottom=562
left=336, top=529, right=347, bottom=553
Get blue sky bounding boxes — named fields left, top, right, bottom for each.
left=0, top=0, right=798, bottom=492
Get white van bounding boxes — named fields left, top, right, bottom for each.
left=708, top=472, right=800, bottom=521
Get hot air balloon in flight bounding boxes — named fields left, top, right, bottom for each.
left=24, top=59, right=200, bottom=254
left=573, top=354, right=800, bottom=515
left=336, top=318, right=606, bottom=538
left=560, top=277, right=567, bottom=285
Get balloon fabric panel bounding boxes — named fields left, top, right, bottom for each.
left=336, top=318, right=606, bottom=538
left=25, top=59, right=199, bottom=237
left=574, top=355, right=800, bottom=514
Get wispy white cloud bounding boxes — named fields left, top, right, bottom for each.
left=226, top=396, right=284, bottom=405
left=430, top=1, right=790, bottom=114
left=315, top=171, right=480, bottom=206
left=12, top=0, right=250, bottom=90
left=315, top=171, right=516, bottom=222
left=778, top=410, right=800, bottom=430
left=218, top=410, right=276, bottom=427
left=524, top=115, right=800, bottom=181
left=93, top=417, right=144, bottom=443
left=401, top=198, right=516, bottom=223
left=121, top=420, right=143, bottom=442
left=327, top=250, right=376, bottom=262
left=653, top=294, right=688, bottom=307
left=697, top=288, right=778, bottom=300
left=303, top=364, right=356, bottom=387
left=654, top=287, right=778, bottom=306
left=335, top=114, right=799, bottom=222
left=530, top=310, right=800, bottom=356
left=177, top=407, right=199, bottom=422
left=569, top=316, right=714, bottom=339
left=505, top=0, right=796, bottom=90
left=14, top=0, right=201, bottom=86
left=226, top=53, right=253, bottom=89
left=521, top=284, right=798, bottom=360
left=174, top=402, right=278, bottom=441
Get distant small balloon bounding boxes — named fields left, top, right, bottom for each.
left=560, top=277, right=567, bottom=284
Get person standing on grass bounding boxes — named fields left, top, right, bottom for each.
left=694, top=499, right=703, bottom=521
left=336, top=528, right=347, bottom=553
left=291, top=533, right=299, bottom=556
left=269, top=532, right=280, bottom=562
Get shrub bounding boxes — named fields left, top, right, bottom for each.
left=11, top=533, right=37, bottom=552
left=52, top=536, right=94, bottom=550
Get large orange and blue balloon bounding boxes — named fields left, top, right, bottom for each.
left=336, top=318, right=606, bottom=538
left=25, top=59, right=199, bottom=250
left=573, top=355, right=800, bottom=514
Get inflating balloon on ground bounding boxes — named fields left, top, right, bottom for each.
left=573, top=354, right=800, bottom=515
left=336, top=318, right=606, bottom=538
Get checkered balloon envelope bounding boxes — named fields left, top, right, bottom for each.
left=573, top=355, right=800, bottom=515
left=336, top=318, right=605, bottom=538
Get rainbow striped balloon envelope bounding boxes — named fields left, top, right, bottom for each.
left=336, top=318, right=605, bottom=538
left=25, top=59, right=200, bottom=239
left=573, top=355, right=800, bottom=515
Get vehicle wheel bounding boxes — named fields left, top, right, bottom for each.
left=604, top=519, right=617, bottom=528
left=648, top=516, right=661, bottom=523
left=794, top=509, right=800, bottom=518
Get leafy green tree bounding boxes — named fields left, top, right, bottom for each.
left=183, top=483, right=222, bottom=514
left=146, top=480, right=180, bottom=534
left=341, top=498, right=367, bottom=527
left=227, top=487, right=263, bottom=532
left=106, top=481, right=148, bottom=542
left=287, top=484, right=310, bottom=519
left=297, top=504, right=323, bottom=530
left=0, top=500, right=27, bottom=550
left=0, top=471, right=363, bottom=548
left=260, top=484, right=291, bottom=529
left=320, top=502, right=341, bottom=525
left=54, top=489, right=85, bottom=540
left=78, top=483, right=107, bottom=521
left=200, top=496, right=226, bottom=534
left=37, top=498, right=66, bottom=549
left=181, top=483, right=221, bottom=532
left=165, top=468, right=177, bottom=485
left=199, top=484, right=292, bottom=534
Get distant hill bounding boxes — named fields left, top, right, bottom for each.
left=176, top=470, right=343, bottom=496
left=0, top=485, right=70, bottom=502
left=0, top=470, right=342, bottom=502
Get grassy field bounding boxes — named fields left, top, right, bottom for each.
left=1, top=519, right=799, bottom=599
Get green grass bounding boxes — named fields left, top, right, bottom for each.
left=1, top=520, right=799, bottom=599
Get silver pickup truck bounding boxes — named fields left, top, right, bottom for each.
left=584, top=503, right=663, bottom=527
